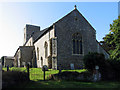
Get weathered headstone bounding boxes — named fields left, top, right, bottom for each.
left=70, top=63, right=74, bottom=70
left=93, top=65, right=101, bottom=82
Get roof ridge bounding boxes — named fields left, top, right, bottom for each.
left=54, top=9, right=77, bottom=24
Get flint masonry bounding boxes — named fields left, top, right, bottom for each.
left=14, top=6, right=109, bottom=70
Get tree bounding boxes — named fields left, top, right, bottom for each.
left=101, top=16, right=120, bottom=60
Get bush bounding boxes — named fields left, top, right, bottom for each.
left=83, top=52, right=120, bottom=81
left=2, top=70, right=29, bottom=88
left=83, top=52, right=107, bottom=80
left=83, top=52, right=106, bottom=72
left=48, top=71, right=93, bottom=81
left=105, top=59, right=120, bottom=81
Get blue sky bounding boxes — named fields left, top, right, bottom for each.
left=0, top=2, right=118, bottom=58
left=118, top=1, right=120, bottom=15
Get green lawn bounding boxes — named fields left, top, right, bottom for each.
left=3, top=67, right=120, bottom=88
left=12, top=80, right=120, bottom=88
left=2, top=67, right=86, bottom=81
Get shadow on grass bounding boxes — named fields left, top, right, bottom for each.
left=10, top=80, right=120, bottom=88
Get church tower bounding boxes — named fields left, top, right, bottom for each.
left=24, top=24, right=40, bottom=44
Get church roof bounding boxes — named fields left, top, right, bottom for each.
left=33, top=25, right=53, bottom=43
left=3, top=56, right=14, bottom=60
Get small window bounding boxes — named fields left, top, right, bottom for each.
left=44, top=42, right=48, bottom=58
left=41, top=57, right=43, bottom=67
left=37, top=47, right=39, bottom=60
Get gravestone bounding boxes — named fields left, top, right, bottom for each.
left=93, top=65, right=101, bottom=82
left=70, top=63, right=74, bottom=70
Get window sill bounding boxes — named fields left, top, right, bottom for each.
left=72, top=54, right=83, bottom=56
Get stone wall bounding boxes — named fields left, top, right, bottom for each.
left=24, top=24, right=40, bottom=44
left=55, top=9, right=107, bottom=69
left=3, top=56, right=14, bottom=67
left=4, top=59, right=14, bottom=67
left=25, top=37, right=33, bottom=46
left=14, top=46, right=36, bottom=67
left=14, top=49, right=20, bottom=67
left=20, top=46, right=35, bottom=67
left=34, top=28, right=55, bottom=68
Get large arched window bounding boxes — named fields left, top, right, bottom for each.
left=72, top=33, right=82, bottom=54
left=37, top=47, right=39, bottom=60
left=44, top=42, right=48, bottom=58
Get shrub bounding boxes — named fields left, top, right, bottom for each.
left=106, top=59, right=120, bottom=81
left=83, top=52, right=107, bottom=80
left=2, top=70, right=29, bottom=88
left=83, top=52, right=106, bottom=72
left=83, top=52, right=120, bottom=81
left=48, top=71, right=93, bottom=81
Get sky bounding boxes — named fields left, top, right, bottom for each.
left=118, top=1, right=120, bottom=15
left=0, top=2, right=118, bottom=58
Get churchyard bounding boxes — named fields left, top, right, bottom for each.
left=2, top=67, right=120, bottom=88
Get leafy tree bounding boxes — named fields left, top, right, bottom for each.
left=100, top=16, right=120, bottom=60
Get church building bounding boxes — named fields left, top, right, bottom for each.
left=14, top=6, right=109, bottom=69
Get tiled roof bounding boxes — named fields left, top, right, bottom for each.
left=33, top=25, right=53, bottom=43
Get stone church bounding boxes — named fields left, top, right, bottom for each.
left=14, top=6, right=109, bottom=69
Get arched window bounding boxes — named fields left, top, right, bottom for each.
left=37, top=47, right=39, bottom=60
left=44, top=42, right=48, bottom=58
left=72, top=33, right=82, bottom=54
left=41, top=57, right=43, bottom=67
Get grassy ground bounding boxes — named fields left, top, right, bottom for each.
left=2, top=67, right=86, bottom=81
left=2, top=67, right=120, bottom=88
left=12, top=80, right=120, bottom=88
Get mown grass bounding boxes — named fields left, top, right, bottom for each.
left=2, top=67, right=86, bottom=81
left=12, top=80, right=120, bottom=88
left=2, top=67, right=120, bottom=88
